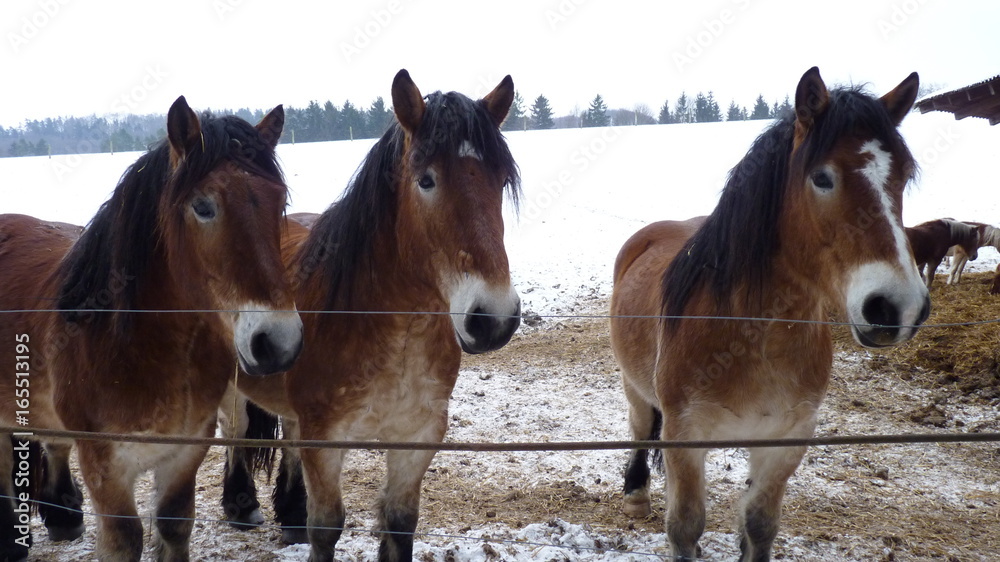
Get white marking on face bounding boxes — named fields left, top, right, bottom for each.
left=858, top=140, right=911, bottom=269
left=234, top=301, right=303, bottom=373
left=448, top=274, right=519, bottom=345
left=458, top=140, right=481, bottom=160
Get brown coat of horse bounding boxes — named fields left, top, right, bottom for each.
left=0, top=98, right=302, bottom=561
left=610, top=68, right=929, bottom=561
left=235, top=70, right=522, bottom=561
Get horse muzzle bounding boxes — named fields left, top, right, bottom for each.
left=234, top=306, right=304, bottom=375
left=450, top=276, right=521, bottom=354
left=846, top=262, right=930, bottom=348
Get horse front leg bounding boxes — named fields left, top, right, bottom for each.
left=663, top=446, right=707, bottom=561
left=273, top=416, right=308, bottom=544
left=376, top=410, right=449, bottom=562
left=738, top=445, right=807, bottom=562
left=218, top=387, right=274, bottom=529
left=300, top=437, right=346, bottom=562
left=151, top=442, right=212, bottom=562
left=38, top=440, right=85, bottom=541
left=925, top=258, right=943, bottom=289
left=77, top=440, right=143, bottom=562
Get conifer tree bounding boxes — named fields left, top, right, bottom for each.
left=530, top=95, right=554, bottom=129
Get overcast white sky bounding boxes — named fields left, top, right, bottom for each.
left=2, top=0, right=997, bottom=128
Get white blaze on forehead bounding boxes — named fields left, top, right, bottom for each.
left=858, top=140, right=911, bottom=269
left=458, top=140, right=482, bottom=160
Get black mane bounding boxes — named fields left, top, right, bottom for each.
left=662, top=86, right=915, bottom=327
left=299, top=90, right=521, bottom=311
left=56, top=113, right=284, bottom=333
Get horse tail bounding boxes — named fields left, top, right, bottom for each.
left=648, top=407, right=664, bottom=472
left=244, top=400, right=280, bottom=478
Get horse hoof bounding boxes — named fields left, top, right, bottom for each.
left=227, top=508, right=266, bottom=529
left=623, top=490, right=652, bottom=518
left=46, top=522, right=85, bottom=542
left=281, top=527, right=309, bottom=544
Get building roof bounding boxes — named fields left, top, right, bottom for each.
left=915, top=75, right=1000, bottom=125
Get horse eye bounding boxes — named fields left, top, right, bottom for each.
left=811, top=170, right=834, bottom=190
left=192, top=197, right=217, bottom=220
left=417, top=174, right=435, bottom=190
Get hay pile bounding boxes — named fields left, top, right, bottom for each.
left=855, top=271, right=1000, bottom=407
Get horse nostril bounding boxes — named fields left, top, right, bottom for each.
left=917, top=295, right=931, bottom=325
left=465, top=306, right=490, bottom=341
left=250, top=331, right=275, bottom=365
left=861, top=294, right=898, bottom=327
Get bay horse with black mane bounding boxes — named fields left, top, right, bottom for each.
left=0, top=97, right=302, bottom=561
left=231, top=69, right=521, bottom=561
left=610, top=68, right=930, bottom=561
left=905, top=218, right=979, bottom=288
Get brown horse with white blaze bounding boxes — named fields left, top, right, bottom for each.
left=0, top=97, right=302, bottom=561
left=236, top=69, right=521, bottom=561
left=610, top=68, right=929, bottom=561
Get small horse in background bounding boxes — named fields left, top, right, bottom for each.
left=610, top=68, right=929, bottom=561
left=947, top=221, right=1000, bottom=284
left=0, top=97, right=302, bottom=561
left=233, top=69, right=521, bottom=561
left=905, top=218, right=979, bottom=288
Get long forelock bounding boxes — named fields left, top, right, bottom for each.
left=413, top=91, right=521, bottom=206
left=662, top=85, right=915, bottom=329
left=55, top=112, right=285, bottom=335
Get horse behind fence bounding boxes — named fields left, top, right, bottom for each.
left=610, top=67, right=929, bottom=561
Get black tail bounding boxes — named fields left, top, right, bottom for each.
left=244, top=400, right=280, bottom=477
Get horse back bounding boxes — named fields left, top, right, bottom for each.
left=0, top=214, right=79, bottom=310
left=610, top=217, right=706, bottom=395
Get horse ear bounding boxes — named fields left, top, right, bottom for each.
left=794, top=67, right=829, bottom=134
left=167, top=96, right=202, bottom=166
left=880, top=72, right=920, bottom=126
left=482, top=75, right=515, bottom=128
left=256, top=105, right=284, bottom=150
left=392, top=69, right=425, bottom=134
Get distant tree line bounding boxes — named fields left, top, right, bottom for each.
left=1, top=89, right=796, bottom=158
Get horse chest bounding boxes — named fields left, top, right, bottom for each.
left=338, top=321, right=458, bottom=440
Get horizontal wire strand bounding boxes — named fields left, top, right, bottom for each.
left=4, top=427, right=1000, bottom=451
left=0, top=306, right=996, bottom=330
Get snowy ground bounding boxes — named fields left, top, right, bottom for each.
left=6, top=108, right=1000, bottom=560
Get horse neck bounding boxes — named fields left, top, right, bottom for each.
left=983, top=225, right=1000, bottom=248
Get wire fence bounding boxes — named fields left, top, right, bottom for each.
left=4, top=302, right=999, bottom=558
left=4, top=426, right=1000, bottom=451
left=4, top=306, right=1000, bottom=330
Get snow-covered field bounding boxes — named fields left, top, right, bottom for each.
left=5, top=108, right=1000, bottom=560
